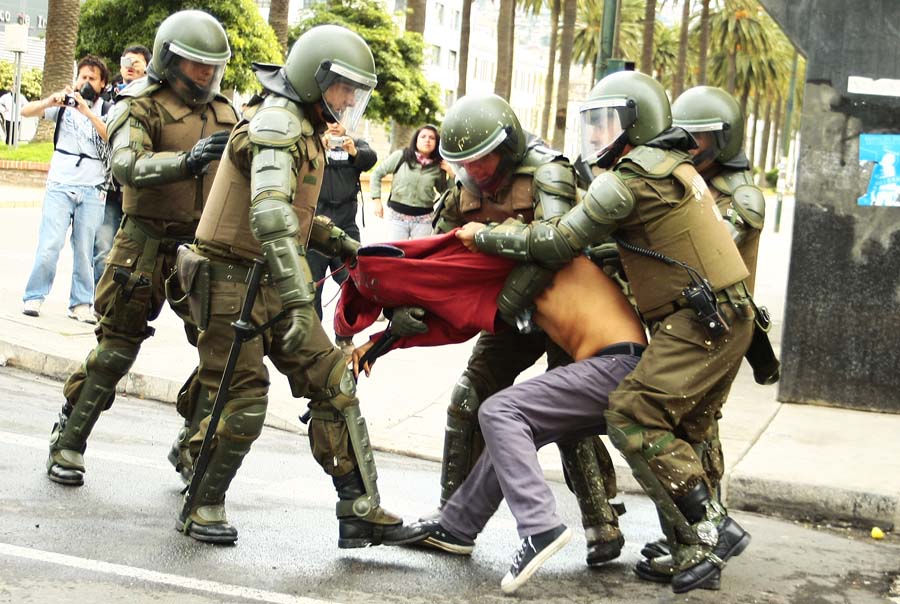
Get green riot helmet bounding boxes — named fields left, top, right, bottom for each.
left=256, top=25, right=376, bottom=133
left=672, top=86, right=744, bottom=164
left=579, top=71, right=671, bottom=170
left=148, top=10, right=230, bottom=106
left=440, top=94, right=526, bottom=196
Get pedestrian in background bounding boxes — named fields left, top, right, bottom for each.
left=20, top=55, right=110, bottom=323
left=309, top=120, right=377, bottom=354
left=369, top=124, right=451, bottom=240
left=93, top=44, right=152, bottom=287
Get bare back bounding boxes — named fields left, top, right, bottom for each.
left=533, top=256, right=647, bottom=361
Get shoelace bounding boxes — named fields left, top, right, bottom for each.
left=511, top=536, right=535, bottom=569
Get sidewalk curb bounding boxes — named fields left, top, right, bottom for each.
left=2, top=336, right=897, bottom=532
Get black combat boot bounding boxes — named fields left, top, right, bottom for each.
left=669, top=482, right=751, bottom=594
left=47, top=405, right=85, bottom=486
left=333, top=470, right=405, bottom=549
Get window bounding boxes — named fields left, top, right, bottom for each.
left=448, top=50, right=458, bottom=71
left=435, top=2, right=445, bottom=25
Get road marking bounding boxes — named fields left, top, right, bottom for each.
left=0, top=542, right=343, bottom=604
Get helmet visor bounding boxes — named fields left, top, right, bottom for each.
left=165, top=43, right=228, bottom=106
left=317, top=60, right=376, bottom=133
left=450, top=150, right=516, bottom=197
left=579, top=99, right=629, bottom=165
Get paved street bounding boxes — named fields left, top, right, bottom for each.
left=1, top=368, right=898, bottom=604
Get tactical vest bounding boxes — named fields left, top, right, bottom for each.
left=121, top=86, right=238, bottom=224
left=196, top=111, right=324, bottom=262
left=458, top=174, right=535, bottom=224
left=613, top=147, right=749, bottom=319
left=710, top=169, right=762, bottom=293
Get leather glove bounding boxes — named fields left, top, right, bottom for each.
left=185, top=130, right=231, bottom=176
left=282, top=304, right=315, bottom=354
left=387, top=305, right=428, bottom=337
left=341, top=236, right=360, bottom=261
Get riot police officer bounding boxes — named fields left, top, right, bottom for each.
left=431, top=94, right=626, bottom=565
left=635, top=85, right=768, bottom=585
left=47, top=10, right=238, bottom=487
left=178, top=25, right=407, bottom=546
left=457, top=71, right=755, bottom=594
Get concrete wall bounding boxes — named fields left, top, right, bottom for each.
left=759, top=0, right=900, bottom=412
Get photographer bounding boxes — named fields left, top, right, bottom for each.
left=21, top=55, right=110, bottom=323
left=309, top=120, right=377, bottom=351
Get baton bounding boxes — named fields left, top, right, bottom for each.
left=179, top=260, right=278, bottom=526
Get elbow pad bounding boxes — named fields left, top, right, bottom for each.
left=555, top=171, right=634, bottom=251
left=532, top=161, right=577, bottom=220
left=250, top=198, right=314, bottom=308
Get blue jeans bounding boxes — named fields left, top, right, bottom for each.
left=93, top=195, right=122, bottom=287
left=23, top=181, right=105, bottom=308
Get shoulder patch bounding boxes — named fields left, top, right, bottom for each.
left=731, top=184, right=765, bottom=229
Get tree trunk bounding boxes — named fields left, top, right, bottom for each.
left=697, top=0, right=710, bottom=85
left=457, top=0, right=473, bottom=98
left=748, top=91, right=760, bottom=167
left=726, top=51, right=737, bottom=94
left=756, top=97, right=774, bottom=185
left=673, top=0, right=691, bottom=97
left=394, top=0, right=427, bottom=149
left=739, top=78, right=751, bottom=121
left=494, top=0, right=516, bottom=99
left=36, top=0, right=80, bottom=142
left=268, top=0, right=290, bottom=58
left=767, top=94, right=782, bottom=172
left=405, top=0, right=427, bottom=36
left=540, top=0, right=560, bottom=140
left=639, top=0, right=657, bottom=74
left=551, top=0, right=576, bottom=150
left=771, top=96, right=784, bottom=172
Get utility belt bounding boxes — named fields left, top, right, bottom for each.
left=208, top=260, right=273, bottom=286
left=112, top=216, right=193, bottom=303
left=644, top=282, right=752, bottom=323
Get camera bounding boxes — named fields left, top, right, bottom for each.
left=63, top=82, right=98, bottom=107
left=328, top=135, right=346, bottom=149
left=682, top=279, right=730, bottom=339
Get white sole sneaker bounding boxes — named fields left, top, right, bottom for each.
left=500, top=527, right=573, bottom=594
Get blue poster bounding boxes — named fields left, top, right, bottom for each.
left=858, top=133, right=900, bottom=206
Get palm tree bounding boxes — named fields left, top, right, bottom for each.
left=672, top=0, right=691, bottom=97
left=35, top=0, right=81, bottom=142
left=551, top=0, right=577, bottom=149
left=696, top=0, right=712, bottom=84
left=268, top=0, right=290, bottom=57
left=639, top=0, right=657, bottom=73
left=457, top=0, right=473, bottom=98
left=541, top=0, right=560, bottom=139
left=392, top=0, right=428, bottom=150
left=652, top=22, right=679, bottom=89
left=495, top=0, right=516, bottom=99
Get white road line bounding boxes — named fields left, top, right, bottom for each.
left=0, top=542, right=343, bottom=604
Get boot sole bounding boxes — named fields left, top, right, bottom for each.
left=635, top=564, right=721, bottom=590
left=422, top=536, right=474, bottom=555
left=586, top=534, right=625, bottom=566
left=47, top=472, right=83, bottom=486
left=501, top=527, right=572, bottom=594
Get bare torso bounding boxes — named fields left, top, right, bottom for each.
left=534, top=255, right=648, bottom=361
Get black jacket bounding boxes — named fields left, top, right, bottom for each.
left=317, top=138, right=377, bottom=208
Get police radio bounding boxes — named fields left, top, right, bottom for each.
left=614, top=237, right=730, bottom=338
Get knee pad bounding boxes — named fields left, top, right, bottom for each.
left=220, top=397, right=267, bottom=442
left=322, top=358, right=358, bottom=412
left=88, top=345, right=137, bottom=378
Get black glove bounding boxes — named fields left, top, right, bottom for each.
left=387, top=305, right=428, bottom=337
left=282, top=304, right=315, bottom=353
left=185, top=130, right=231, bottom=176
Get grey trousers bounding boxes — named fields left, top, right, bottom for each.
left=440, top=347, right=642, bottom=540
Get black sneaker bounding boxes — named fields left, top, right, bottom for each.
left=501, top=524, right=572, bottom=594
left=394, top=519, right=475, bottom=554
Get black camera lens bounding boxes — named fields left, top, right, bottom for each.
left=64, top=95, right=78, bottom=107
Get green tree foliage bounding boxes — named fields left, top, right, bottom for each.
left=0, top=62, right=43, bottom=99
left=289, top=0, right=442, bottom=126
left=76, top=0, right=282, bottom=94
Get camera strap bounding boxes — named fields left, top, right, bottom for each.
left=52, top=100, right=114, bottom=166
